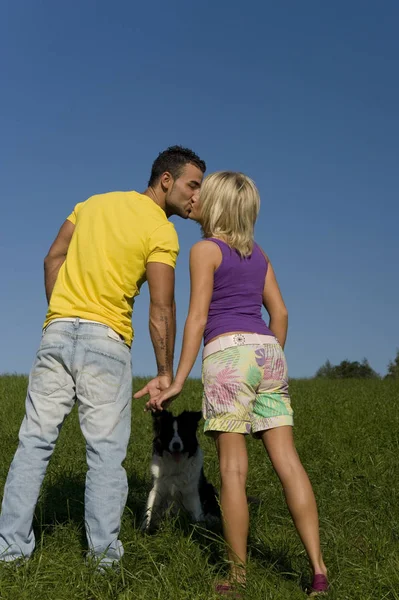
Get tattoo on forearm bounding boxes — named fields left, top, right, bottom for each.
left=159, top=313, right=172, bottom=371
left=150, top=309, right=175, bottom=376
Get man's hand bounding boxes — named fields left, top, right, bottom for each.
left=141, top=380, right=183, bottom=413
left=133, top=375, right=172, bottom=404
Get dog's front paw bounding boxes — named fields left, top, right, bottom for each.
left=191, top=510, right=206, bottom=524
left=140, top=513, right=153, bottom=532
left=140, top=520, right=149, bottom=533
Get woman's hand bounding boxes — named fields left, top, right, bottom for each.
left=134, top=374, right=172, bottom=401
left=144, top=380, right=183, bottom=412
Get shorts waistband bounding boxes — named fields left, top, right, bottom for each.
left=45, top=318, right=126, bottom=344
left=203, top=333, right=278, bottom=360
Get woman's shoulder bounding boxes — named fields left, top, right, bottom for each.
left=192, top=237, right=227, bottom=249
left=190, top=239, right=223, bottom=269
left=190, top=239, right=223, bottom=257
left=191, top=239, right=221, bottom=250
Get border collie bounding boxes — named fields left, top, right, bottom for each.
left=143, top=410, right=219, bottom=531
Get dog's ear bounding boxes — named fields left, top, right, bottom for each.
left=179, top=410, right=202, bottom=423
left=151, top=410, right=170, bottom=419
left=151, top=410, right=168, bottom=432
left=151, top=411, right=160, bottom=432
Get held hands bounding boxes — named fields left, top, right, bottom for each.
left=134, top=376, right=183, bottom=412
left=145, top=380, right=183, bottom=412
left=133, top=375, right=172, bottom=405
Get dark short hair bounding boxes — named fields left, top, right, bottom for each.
left=148, top=145, right=206, bottom=186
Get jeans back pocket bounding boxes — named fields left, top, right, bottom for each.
left=78, top=349, right=127, bottom=405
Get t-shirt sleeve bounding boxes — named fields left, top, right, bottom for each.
left=147, top=223, right=180, bottom=269
left=66, top=201, right=85, bottom=225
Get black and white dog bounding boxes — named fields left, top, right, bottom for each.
left=143, top=410, right=219, bottom=531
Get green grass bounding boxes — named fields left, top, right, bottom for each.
left=0, top=375, right=398, bottom=599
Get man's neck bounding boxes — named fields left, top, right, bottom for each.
left=143, top=186, right=166, bottom=213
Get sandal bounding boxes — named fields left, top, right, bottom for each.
left=309, top=573, right=329, bottom=596
left=215, top=583, right=243, bottom=598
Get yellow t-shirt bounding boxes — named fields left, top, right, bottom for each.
left=44, top=191, right=179, bottom=346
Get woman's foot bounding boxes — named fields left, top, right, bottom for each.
left=215, top=573, right=246, bottom=598
left=309, top=573, right=329, bottom=596
left=215, top=582, right=244, bottom=598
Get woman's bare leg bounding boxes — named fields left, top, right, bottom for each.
left=214, top=432, right=248, bottom=584
left=261, top=426, right=327, bottom=576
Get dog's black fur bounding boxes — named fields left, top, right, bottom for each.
left=143, top=410, right=219, bottom=530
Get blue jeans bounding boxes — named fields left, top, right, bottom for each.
left=0, top=319, right=132, bottom=566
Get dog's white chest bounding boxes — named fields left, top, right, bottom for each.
left=151, top=448, right=203, bottom=498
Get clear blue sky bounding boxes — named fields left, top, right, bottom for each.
left=1, top=0, right=398, bottom=378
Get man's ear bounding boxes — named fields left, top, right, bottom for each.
left=160, top=171, right=173, bottom=192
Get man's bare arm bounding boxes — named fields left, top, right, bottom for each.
left=44, top=220, right=75, bottom=303
left=146, top=262, right=176, bottom=379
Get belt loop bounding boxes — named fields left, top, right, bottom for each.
left=74, top=317, right=79, bottom=329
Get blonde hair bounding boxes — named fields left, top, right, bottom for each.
left=199, top=171, right=260, bottom=257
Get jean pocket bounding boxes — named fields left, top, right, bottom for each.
left=30, top=344, right=68, bottom=396
left=79, top=349, right=127, bottom=405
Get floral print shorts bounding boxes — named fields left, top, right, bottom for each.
left=202, top=341, right=294, bottom=436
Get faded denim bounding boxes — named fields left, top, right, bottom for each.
left=0, top=319, right=132, bottom=566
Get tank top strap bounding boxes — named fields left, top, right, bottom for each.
left=206, top=237, right=231, bottom=257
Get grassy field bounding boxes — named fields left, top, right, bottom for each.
left=0, top=375, right=398, bottom=599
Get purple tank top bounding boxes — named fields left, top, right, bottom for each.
left=204, top=238, right=274, bottom=345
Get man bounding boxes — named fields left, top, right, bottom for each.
left=0, top=146, right=206, bottom=568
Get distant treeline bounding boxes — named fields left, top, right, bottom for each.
left=315, top=350, right=399, bottom=379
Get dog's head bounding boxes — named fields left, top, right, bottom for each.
left=152, top=410, right=202, bottom=462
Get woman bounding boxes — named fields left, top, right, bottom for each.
left=143, top=172, right=328, bottom=597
